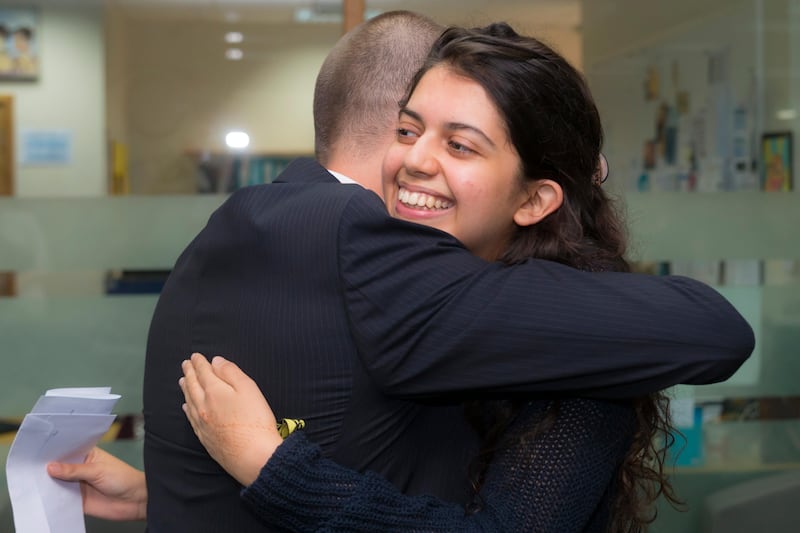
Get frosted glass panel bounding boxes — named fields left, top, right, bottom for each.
left=0, top=295, right=157, bottom=416
left=671, top=284, right=800, bottom=400
left=0, top=195, right=226, bottom=270
left=1, top=192, right=798, bottom=268
left=653, top=421, right=800, bottom=533
left=623, top=192, right=800, bottom=261
left=706, top=287, right=763, bottom=389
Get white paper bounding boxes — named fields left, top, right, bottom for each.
left=5, top=387, right=119, bottom=533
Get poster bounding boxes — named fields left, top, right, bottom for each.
left=0, top=7, right=38, bottom=81
left=761, top=132, right=792, bottom=191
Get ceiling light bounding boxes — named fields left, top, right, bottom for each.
left=225, top=32, right=243, bottom=44
left=776, top=108, right=796, bottom=121
left=294, top=7, right=383, bottom=24
left=225, top=131, right=250, bottom=149
left=225, top=48, right=243, bottom=61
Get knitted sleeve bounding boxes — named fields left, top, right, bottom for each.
left=241, top=398, right=634, bottom=532
left=478, top=398, right=635, bottom=532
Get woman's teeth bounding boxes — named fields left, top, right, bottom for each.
left=398, top=188, right=452, bottom=210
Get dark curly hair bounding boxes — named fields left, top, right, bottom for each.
left=405, top=23, right=683, bottom=531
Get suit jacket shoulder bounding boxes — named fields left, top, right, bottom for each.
left=273, top=157, right=337, bottom=185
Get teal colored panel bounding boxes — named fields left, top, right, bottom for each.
left=0, top=295, right=157, bottom=416
left=655, top=419, right=800, bottom=533
left=652, top=467, right=800, bottom=533
left=1, top=192, right=798, bottom=270
left=623, top=192, right=800, bottom=261
left=0, top=195, right=227, bottom=270
left=712, top=286, right=763, bottom=388
left=1, top=192, right=798, bottom=268
left=672, top=283, right=800, bottom=401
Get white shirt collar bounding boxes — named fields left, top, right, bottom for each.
left=327, top=169, right=360, bottom=186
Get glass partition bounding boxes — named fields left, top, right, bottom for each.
left=0, top=196, right=226, bottom=414
left=584, top=0, right=800, bottom=530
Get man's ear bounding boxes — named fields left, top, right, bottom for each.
left=513, top=179, right=563, bottom=227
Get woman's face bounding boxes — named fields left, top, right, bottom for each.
left=382, top=65, right=527, bottom=261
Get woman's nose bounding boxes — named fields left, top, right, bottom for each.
left=403, top=135, right=439, bottom=178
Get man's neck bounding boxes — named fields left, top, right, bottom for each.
left=324, top=154, right=384, bottom=198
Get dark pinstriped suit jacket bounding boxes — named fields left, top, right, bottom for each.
left=142, top=158, right=753, bottom=532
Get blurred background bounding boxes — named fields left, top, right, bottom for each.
left=0, top=1, right=798, bottom=531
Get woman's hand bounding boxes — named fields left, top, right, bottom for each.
left=180, top=353, right=284, bottom=486
left=46, top=447, right=147, bottom=521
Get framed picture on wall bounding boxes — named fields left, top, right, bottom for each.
left=761, top=131, right=793, bottom=191
left=0, top=95, right=13, bottom=296
left=0, top=95, right=12, bottom=195
left=0, top=7, right=38, bottom=81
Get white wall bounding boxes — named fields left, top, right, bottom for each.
left=105, top=5, right=129, bottom=149
left=114, top=12, right=581, bottom=193
left=582, top=0, right=735, bottom=65
left=1, top=4, right=583, bottom=196
left=526, top=25, right=582, bottom=72
left=1, top=5, right=106, bottom=197
left=116, top=17, right=340, bottom=193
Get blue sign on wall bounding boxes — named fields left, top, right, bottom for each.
left=20, top=129, right=72, bottom=165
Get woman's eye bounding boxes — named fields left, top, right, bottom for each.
left=397, top=127, right=417, bottom=139
left=449, top=141, right=474, bottom=154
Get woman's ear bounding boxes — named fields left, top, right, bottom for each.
left=513, top=179, right=563, bottom=227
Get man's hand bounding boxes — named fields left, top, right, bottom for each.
left=46, top=447, right=147, bottom=521
left=180, top=353, right=284, bottom=486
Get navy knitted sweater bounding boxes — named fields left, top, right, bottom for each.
left=240, top=398, right=635, bottom=532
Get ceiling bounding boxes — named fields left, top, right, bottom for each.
left=48, top=0, right=581, bottom=30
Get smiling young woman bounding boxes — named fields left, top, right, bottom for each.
left=382, top=65, right=561, bottom=262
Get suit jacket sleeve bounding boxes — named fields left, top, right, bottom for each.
left=336, top=191, right=755, bottom=399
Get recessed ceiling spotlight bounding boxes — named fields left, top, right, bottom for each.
left=225, top=32, right=243, bottom=44
left=293, top=7, right=383, bottom=23
left=225, top=48, right=243, bottom=61
left=225, top=131, right=250, bottom=149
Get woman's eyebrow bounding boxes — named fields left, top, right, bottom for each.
left=399, top=107, right=496, bottom=148
left=398, top=107, right=421, bottom=121
left=445, top=122, right=495, bottom=148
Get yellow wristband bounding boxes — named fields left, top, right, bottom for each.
left=276, top=418, right=305, bottom=439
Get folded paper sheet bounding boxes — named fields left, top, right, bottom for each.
left=5, top=387, right=119, bottom=533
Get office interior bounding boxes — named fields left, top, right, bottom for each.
left=0, top=0, right=799, bottom=531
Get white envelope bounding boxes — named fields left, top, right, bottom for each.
left=5, top=387, right=119, bottom=533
